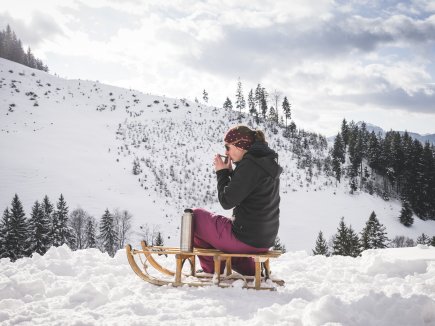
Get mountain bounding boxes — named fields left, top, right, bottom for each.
left=356, top=121, right=435, bottom=145
left=1, top=57, right=434, bottom=253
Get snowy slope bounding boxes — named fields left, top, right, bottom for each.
left=1, top=58, right=435, bottom=252
left=1, top=245, right=435, bottom=325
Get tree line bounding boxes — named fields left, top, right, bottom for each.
left=312, top=211, right=435, bottom=257
left=0, top=25, right=49, bottom=72
left=331, top=119, right=435, bottom=223
left=0, top=193, right=155, bottom=261
left=202, top=79, right=295, bottom=134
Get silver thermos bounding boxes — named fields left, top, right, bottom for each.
left=180, top=208, right=194, bottom=252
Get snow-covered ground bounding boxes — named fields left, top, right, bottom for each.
left=1, top=245, right=435, bottom=325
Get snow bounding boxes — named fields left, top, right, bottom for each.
left=1, top=245, right=435, bottom=325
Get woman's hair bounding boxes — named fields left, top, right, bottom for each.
left=224, top=125, right=267, bottom=150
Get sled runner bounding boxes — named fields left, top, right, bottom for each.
left=126, top=241, right=284, bottom=290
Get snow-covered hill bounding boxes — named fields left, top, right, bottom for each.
left=1, top=58, right=434, bottom=252
left=1, top=245, right=435, bottom=325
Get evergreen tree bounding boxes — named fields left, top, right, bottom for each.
left=154, top=231, right=164, bottom=246
left=260, top=94, right=268, bottom=120
left=416, top=233, right=430, bottom=245
left=99, top=209, right=118, bottom=257
left=332, top=218, right=360, bottom=257
left=312, top=231, right=329, bottom=256
left=248, top=89, right=256, bottom=117
left=268, top=106, right=278, bottom=123
left=399, top=201, right=413, bottom=227
left=223, top=97, right=233, bottom=110
left=273, top=236, right=286, bottom=253
left=332, top=133, right=345, bottom=182
left=430, top=236, right=435, bottom=247
left=52, top=194, right=74, bottom=248
left=28, top=201, right=51, bottom=256
left=360, top=211, right=389, bottom=250
left=85, top=217, right=97, bottom=249
left=347, top=225, right=361, bottom=257
left=332, top=218, right=348, bottom=256
left=341, top=119, right=350, bottom=149
left=282, top=96, right=291, bottom=129
left=202, top=89, right=208, bottom=103
left=7, top=194, right=29, bottom=261
left=41, top=195, right=54, bottom=231
left=235, top=78, right=245, bottom=118
left=0, top=208, right=12, bottom=259
left=132, top=157, right=141, bottom=175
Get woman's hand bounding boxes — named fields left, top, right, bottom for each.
left=214, top=154, right=232, bottom=172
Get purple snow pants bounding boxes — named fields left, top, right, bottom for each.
left=193, top=208, right=269, bottom=276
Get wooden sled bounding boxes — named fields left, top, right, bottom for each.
left=126, top=241, right=284, bottom=291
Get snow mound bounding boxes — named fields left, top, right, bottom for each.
left=1, top=245, right=435, bottom=325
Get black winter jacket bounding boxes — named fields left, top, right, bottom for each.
left=216, top=142, right=282, bottom=248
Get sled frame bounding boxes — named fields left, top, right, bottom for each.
left=126, top=241, right=284, bottom=290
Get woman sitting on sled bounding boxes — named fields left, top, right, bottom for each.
left=193, top=125, right=282, bottom=276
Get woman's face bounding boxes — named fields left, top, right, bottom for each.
left=225, top=143, right=246, bottom=162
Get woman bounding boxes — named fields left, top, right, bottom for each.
left=193, top=125, right=282, bottom=276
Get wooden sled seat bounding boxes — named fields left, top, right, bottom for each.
left=126, top=241, right=284, bottom=291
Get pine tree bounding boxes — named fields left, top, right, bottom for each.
left=332, top=133, right=345, bottom=182
left=202, top=89, right=208, bottom=103
left=0, top=208, right=12, bottom=259
left=312, top=231, right=329, bottom=256
left=154, top=231, right=164, bottom=246
left=416, top=233, right=430, bottom=245
left=28, top=201, right=51, bottom=256
left=332, top=218, right=348, bottom=256
left=132, top=157, right=141, bottom=175
left=341, top=119, right=350, bottom=149
left=41, top=195, right=54, bottom=231
left=85, top=217, right=97, bottom=249
left=360, top=211, right=389, bottom=251
left=430, top=236, right=435, bottom=247
left=52, top=194, right=74, bottom=248
left=99, top=209, right=118, bottom=257
left=248, top=89, right=256, bottom=116
left=399, top=201, right=413, bottom=227
left=332, top=218, right=360, bottom=257
left=7, top=194, right=29, bottom=261
left=223, top=97, right=233, bottom=110
left=273, top=236, right=286, bottom=253
left=282, top=96, right=291, bottom=130
left=347, top=225, right=361, bottom=257
left=268, top=106, right=278, bottom=123
left=235, top=78, right=245, bottom=118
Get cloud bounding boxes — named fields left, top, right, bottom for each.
left=338, top=88, right=435, bottom=114
left=0, top=11, right=63, bottom=47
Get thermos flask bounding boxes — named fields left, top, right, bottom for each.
left=180, top=208, right=194, bottom=252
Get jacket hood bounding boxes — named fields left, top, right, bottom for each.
left=244, top=142, right=282, bottom=178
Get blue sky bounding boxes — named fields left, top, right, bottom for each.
left=1, top=0, right=435, bottom=136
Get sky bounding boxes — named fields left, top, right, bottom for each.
left=1, top=0, right=435, bottom=136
